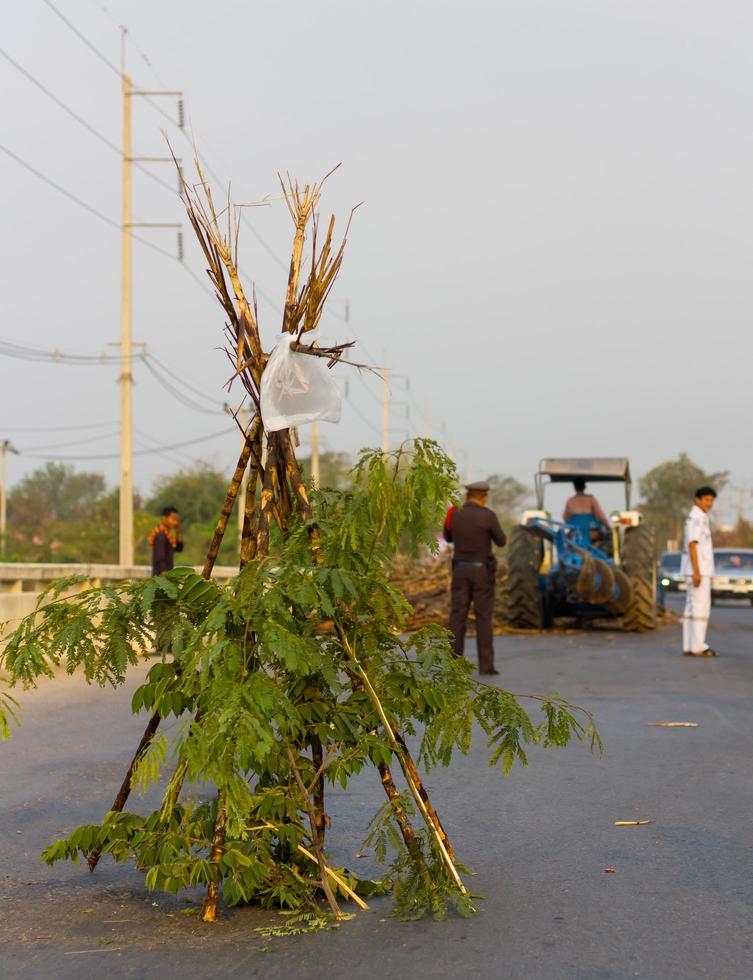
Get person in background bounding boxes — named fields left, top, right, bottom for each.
left=149, top=506, right=184, bottom=575
left=444, top=481, right=506, bottom=675
left=681, top=486, right=718, bottom=657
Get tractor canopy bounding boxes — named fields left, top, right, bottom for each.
left=535, top=457, right=632, bottom=509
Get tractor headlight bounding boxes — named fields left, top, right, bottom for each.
left=661, top=577, right=670, bottom=586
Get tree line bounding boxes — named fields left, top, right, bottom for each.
left=0, top=451, right=737, bottom=565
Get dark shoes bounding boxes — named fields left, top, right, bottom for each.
left=480, top=668, right=500, bottom=675
left=683, top=648, right=718, bottom=657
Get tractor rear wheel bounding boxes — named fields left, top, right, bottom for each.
left=621, top=524, right=657, bottom=632
left=505, top=525, right=545, bottom=629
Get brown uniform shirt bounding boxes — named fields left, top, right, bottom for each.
left=444, top=502, right=507, bottom=560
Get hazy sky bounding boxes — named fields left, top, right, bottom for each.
left=2, top=0, right=751, bottom=521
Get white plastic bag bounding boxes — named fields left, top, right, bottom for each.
left=260, top=333, right=342, bottom=432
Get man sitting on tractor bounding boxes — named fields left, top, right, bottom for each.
left=563, top=478, right=610, bottom=543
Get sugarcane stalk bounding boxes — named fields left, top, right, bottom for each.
left=277, top=432, right=323, bottom=559
left=274, top=446, right=294, bottom=528
left=277, top=433, right=441, bottom=877
left=281, top=184, right=311, bottom=334
left=392, top=728, right=456, bottom=863
left=86, top=710, right=161, bottom=872
left=311, top=737, right=326, bottom=845
left=89, top=434, right=255, bottom=872
left=286, top=748, right=343, bottom=918
left=337, top=626, right=467, bottom=896
left=202, top=436, right=254, bottom=578
left=255, top=434, right=279, bottom=558
left=202, top=791, right=227, bottom=922
left=296, top=845, right=368, bottom=910
left=239, top=423, right=263, bottom=567
left=377, top=760, right=421, bottom=854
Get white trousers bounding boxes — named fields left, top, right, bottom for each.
left=682, top=576, right=711, bottom=653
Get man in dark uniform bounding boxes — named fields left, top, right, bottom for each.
left=444, top=481, right=507, bottom=675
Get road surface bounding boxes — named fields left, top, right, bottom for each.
left=1, top=597, right=751, bottom=979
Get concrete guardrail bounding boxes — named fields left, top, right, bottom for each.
left=0, top=563, right=238, bottom=638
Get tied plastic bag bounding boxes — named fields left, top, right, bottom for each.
left=260, top=333, right=342, bottom=432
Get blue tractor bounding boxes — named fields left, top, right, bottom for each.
left=504, top=458, right=657, bottom=631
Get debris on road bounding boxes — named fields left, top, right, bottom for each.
left=614, top=820, right=653, bottom=826
left=389, top=554, right=679, bottom=634
left=604, top=867, right=618, bottom=873
left=388, top=554, right=508, bottom=633
left=647, top=722, right=698, bottom=728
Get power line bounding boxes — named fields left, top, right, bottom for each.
left=0, top=338, right=131, bottom=365
left=89, top=1, right=170, bottom=89
left=141, top=358, right=227, bottom=416
left=134, top=427, right=195, bottom=469
left=1, top=140, right=123, bottom=231
left=344, top=393, right=382, bottom=438
left=148, top=353, right=226, bottom=407
left=42, top=0, right=121, bottom=77
left=0, top=141, right=213, bottom=297
left=0, top=141, right=169, bottom=256
left=0, top=419, right=118, bottom=433
left=21, top=426, right=233, bottom=461
left=0, top=47, right=176, bottom=196
left=37, top=2, right=459, bottom=468
left=43, top=0, right=181, bottom=131
left=36, top=2, right=350, bottom=330
left=20, top=427, right=120, bottom=453
left=0, top=338, right=227, bottom=416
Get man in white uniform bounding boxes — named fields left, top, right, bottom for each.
left=681, top=486, right=717, bottom=656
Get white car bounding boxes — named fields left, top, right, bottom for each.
left=711, top=549, right=753, bottom=603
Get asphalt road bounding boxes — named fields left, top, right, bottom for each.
left=1, top=597, right=752, bottom=979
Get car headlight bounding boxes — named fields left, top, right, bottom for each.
left=661, top=578, right=670, bottom=586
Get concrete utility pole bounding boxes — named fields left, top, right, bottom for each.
left=382, top=369, right=390, bottom=454
left=117, top=30, right=183, bottom=567
left=1, top=440, right=18, bottom=550
left=119, top=66, right=134, bottom=567
left=310, top=421, right=320, bottom=486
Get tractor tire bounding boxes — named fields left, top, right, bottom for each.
left=505, top=525, right=545, bottom=629
left=621, top=524, right=657, bottom=632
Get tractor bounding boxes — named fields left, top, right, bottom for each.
left=504, top=458, right=657, bottom=631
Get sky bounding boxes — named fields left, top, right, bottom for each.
left=1, top=0, right=751, bottom=521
